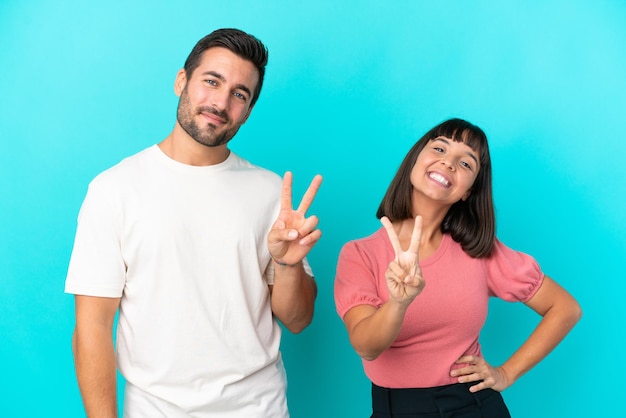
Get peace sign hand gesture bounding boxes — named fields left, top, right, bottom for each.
left=381, top=216, right=426, bottom=305
left=268, top=171, right=322, bottom=266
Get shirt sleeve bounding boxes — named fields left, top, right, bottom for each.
left=64, top=176, right=127, bottom=297
left=485, top=239, right=544, bottom=303
left=334, top=240, right=386, bottom=319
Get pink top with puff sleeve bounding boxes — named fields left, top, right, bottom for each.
left=334, top=228, right=543, bottom=388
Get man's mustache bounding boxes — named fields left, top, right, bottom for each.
left=197, top=106, right=229, bottom=123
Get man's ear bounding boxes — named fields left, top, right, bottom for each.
left=174, top=69, right=187, bottom=97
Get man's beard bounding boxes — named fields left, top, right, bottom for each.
left=176, top=89, right=241, bottom=148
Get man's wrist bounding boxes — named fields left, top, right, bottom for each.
left=271, top=256, right=302, bottom=267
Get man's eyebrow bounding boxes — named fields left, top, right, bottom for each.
left=201, top=70, right=253, bottom=97
left=202, top=70, right=225, bottom=81
left=432, top=137, right=479, bottom=164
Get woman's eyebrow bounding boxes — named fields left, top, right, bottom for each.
left=432, top=137, right=479, bottom=164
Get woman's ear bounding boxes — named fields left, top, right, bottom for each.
left=461, top=189, right=472, bottom=201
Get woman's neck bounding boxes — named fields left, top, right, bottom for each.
left=404, top=196, right=452, bottom=258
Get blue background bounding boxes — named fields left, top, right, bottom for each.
left=1, top=1, right=625, bottom=417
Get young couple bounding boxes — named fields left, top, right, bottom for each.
left=66, top=28, right=581, bottom=417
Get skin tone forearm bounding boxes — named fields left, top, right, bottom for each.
left=343, top=217, right=426, bottom=360
left=503, top=279, right=581, bottom=380
left=270, top=264, right=317, bottom=333
left=267, top=172, right=322, bottom=333
left=73, top=296, right=120, bottom=418
left=451, top=276, right=582, bottom=392
left=343, top=301, right=409, bottom=360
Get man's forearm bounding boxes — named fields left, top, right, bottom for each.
left=270, top=264, right=317, bottom=333
left=72, top=328, right=118, bottom=418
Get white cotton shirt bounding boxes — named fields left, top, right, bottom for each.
left=65, top=145, right=311, bottom=417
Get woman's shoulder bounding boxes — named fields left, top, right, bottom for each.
left=338, top=228, right=392, bottom=264
left=343, top=227, right=388, bottom=249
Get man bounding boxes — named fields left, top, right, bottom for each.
left=65, top=28, right=321, bottom=417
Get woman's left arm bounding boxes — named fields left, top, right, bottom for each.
left=451, top=275, right=582, bottom=392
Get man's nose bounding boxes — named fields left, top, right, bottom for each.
left=211, top=89, right=230, bottom=111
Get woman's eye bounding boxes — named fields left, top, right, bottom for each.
left=460, top=161, right=473, bottom=170
left=433, top=147, right=444, bottom=153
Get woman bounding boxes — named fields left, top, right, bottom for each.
left=334, top=118, right=581, bottom=417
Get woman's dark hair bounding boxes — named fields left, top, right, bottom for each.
left=376, top=118, right=495, bottom=258
left=183, top=28, right=269, bottom=107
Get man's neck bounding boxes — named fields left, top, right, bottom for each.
left=158, top=126, right=230, bottom=166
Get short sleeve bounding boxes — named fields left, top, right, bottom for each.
left=485, top=239, right=544, bottom=302
left=334, top=240, right=386, bottom=319
left=64, top=176, right=127, bottom=297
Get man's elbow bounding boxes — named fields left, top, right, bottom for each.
left=282, top=312, right=314, bottom=334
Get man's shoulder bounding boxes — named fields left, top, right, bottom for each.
left=98, top=145, right=156, bottom=173
left=88, top=145, right=157, bottom=188
left=230, top=153, right=282, bottom=185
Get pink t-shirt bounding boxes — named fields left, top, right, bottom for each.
left=334, top=228, right=543, bottom=388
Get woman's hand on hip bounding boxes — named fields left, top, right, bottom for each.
left=451, top=355, right=513, bottom=393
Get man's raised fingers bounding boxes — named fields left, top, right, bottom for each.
left=296, top=174, right=323, bottom=214
left=280, top=171, right=294, bottom=211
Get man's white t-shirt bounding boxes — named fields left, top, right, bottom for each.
left=66, top=145, right=311, bottom=417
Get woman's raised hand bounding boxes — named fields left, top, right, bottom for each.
left=380, top=216, right=426, bottom=305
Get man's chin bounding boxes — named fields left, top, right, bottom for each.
left=193, top=136, right=232, bottom=148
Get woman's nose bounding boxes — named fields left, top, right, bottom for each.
left=440, top=158, right=454, bottom=170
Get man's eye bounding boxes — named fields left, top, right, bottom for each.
left=206, top=79, right=217, bottom=86
left=233, top=91, right=248, bottom=102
